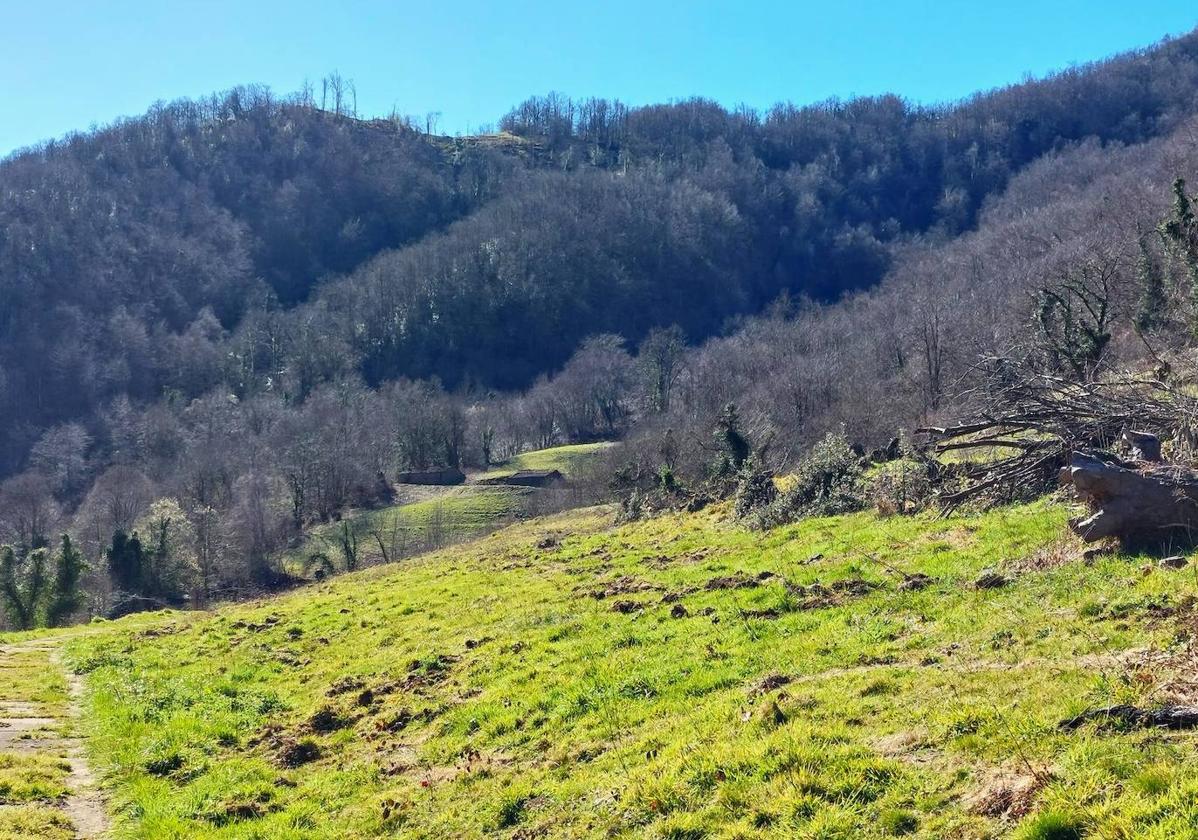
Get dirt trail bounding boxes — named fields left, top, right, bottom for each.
left=0, top=639, right=108, bottom=839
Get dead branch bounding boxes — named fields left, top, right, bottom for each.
left=917, top=357, right=1198, bottom=513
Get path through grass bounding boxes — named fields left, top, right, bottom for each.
left=0, top=638, right=106, bottom=839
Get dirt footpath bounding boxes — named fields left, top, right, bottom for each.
left=0, top=639, right=107, bottom=839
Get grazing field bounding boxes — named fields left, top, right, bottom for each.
left=284, top=443, right=614, bottom=577
left=279, top=484, right=534, bottom=577
left=474, top=442, right=617, bottom=481
left=54, top=498, right=1198, bottom=838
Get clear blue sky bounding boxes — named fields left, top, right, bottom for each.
left=3, top=1, right=1197, bottom=157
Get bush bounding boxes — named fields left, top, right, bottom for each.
left=733, top=455, right=778, bottom=518
left=869, top=457, right=933, bottom=516
left=754, top=432, right=866, bottom=528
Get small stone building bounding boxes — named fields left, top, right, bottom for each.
left=479, top=469, right=566, bottom=488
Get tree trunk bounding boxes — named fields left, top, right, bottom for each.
left=1061, top=451, right=1198, bottom=542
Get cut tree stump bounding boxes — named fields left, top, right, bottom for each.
left=1061, top=451, right=1198, bottom=543
left=1121, top=430, right=1163, bottom=462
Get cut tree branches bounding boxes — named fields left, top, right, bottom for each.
left=917, top=358, right=1198, bottom=516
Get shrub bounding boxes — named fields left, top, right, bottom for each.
left=733, top=455, right=778, bottom=518
left=869, top=457, right=933, bottom=516
left=755, top=432, right=866, bottom=528
left=712, top=403, right=750, bottom=478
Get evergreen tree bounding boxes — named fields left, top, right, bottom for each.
left=1158, top=177, right=1198, bottom=332
left=106, top=530, right=146, bottom=594
left=45, top=535, right=86, bottom=627
left=0, top=545, right=50, bottom=630
left=1134, top=236, right=1168, bottom=333
left=713, top=403, right=751, bottom=476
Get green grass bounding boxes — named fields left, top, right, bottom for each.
left=285, top=443, right=614, bottom=575
left=0, top=754, right=71, bottom=804
left=63, top=497, right=1198, bottom=837
left=0, top=649, right=67, bottom=713
left=279, top=485, right=532, bottom=575
left=0, top=804, right=74, bottom=840
left=377, top=485, right=532, bottom=530
left=0, top=642, right=76, bottom=839
left=475, top=441, right=616, bottom=481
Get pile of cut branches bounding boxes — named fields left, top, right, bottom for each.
left=917, top=358, right=1198, bottom=514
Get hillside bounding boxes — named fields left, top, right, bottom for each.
left=6, top=498, right=1189, bottom=838
left=279, top=443, right=613, bottom=577
left=5, top=29, right=1198, bottom=479
left=6, top=32, right=1198, bottom=612
left=11, top=15, right=1198, bottom=840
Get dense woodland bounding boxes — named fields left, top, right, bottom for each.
left=6, top=31, right=1198, bottom=622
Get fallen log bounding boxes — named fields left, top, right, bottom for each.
left=1062, top=451, right=1198, bottom=543
left=1060, top=703, right=1198, bottom=731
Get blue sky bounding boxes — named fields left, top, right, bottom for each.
left=2, top=1, right=1197, bottom=157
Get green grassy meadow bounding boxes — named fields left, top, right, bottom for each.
left=475, top=441, right=616, bottom=481
left=282, top=443, right=613, bottom=576
left=280, top=484, right=534, bottom=573
left=58, top=496, right=1198, bottom=838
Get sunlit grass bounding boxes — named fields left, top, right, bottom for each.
left=0, top=648, right=67, bottom=713
left=475, top=441, right=616, bottom=480
left=0, top=803, right=74, bottom=840
left=63, top=498, right=1198, bottom=837
left=0, top=753, right=71, bottom=804
left=278, top=485, right=532, bottom=576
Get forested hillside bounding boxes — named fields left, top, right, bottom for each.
left=5, top=30, right=1198, bottom=612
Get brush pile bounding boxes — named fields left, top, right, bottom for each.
left=918, top=359, right=1198, bottom=542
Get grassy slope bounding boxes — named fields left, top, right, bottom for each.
left=474, top=442, right=616, bottom=481
left=281, top=485, right=533, bottom=568
left=282, top=443, right=612, bottom=574
left=65, top=499, right=1198, bottom=839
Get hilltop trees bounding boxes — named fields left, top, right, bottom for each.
left=0, top=86, right=481, bottom=476
left=7, top=30, right=1198, bottom=481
